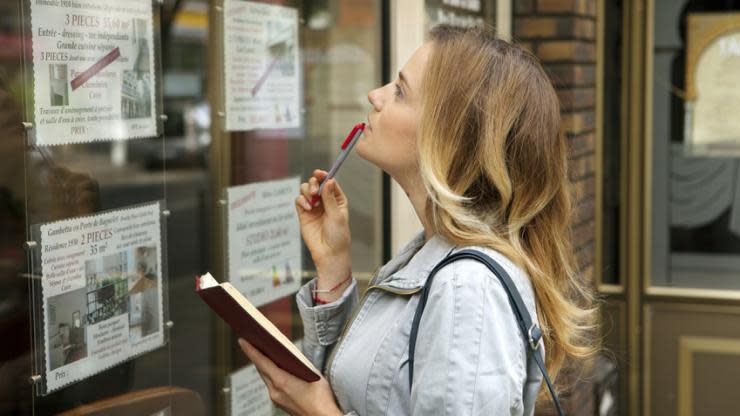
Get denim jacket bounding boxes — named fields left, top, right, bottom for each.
left=297, top=231, right=544, bottom=415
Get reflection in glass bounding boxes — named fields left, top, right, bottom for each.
left=0, top=0, right=385, bottom=414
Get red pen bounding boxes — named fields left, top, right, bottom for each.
left=310, top=123, right=365, bottom=206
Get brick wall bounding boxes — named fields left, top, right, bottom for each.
left=514, top=0, right=597, bottom=284
left=513, top=1, right=599, bottom=415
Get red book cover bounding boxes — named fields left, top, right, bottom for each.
left=196, top=273, right=321, bottom=382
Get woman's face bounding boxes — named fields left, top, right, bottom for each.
left=357, top=42, right=432, bottom=179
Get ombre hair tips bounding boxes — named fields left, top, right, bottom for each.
left=417, top=24, right=599, bottom=391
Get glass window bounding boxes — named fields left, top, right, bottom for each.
left=215, top=0, right=384, bottom=411
left=0, top=0, right=383, bottom=414
left=600, top=0, right=623, bottom=286
left=650, top=0, right=740, bottom=289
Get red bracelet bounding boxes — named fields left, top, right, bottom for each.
left=312, top=296, right=330, bottom=305
left=312, top=275, right=352, bottom=305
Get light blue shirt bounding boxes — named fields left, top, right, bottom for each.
left=297, top=231, right=544, bottom=415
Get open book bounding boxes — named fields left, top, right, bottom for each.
left=195, top=273, right=321, bottom=382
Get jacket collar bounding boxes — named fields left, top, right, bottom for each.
left=375, top=230, right=457, bottom=290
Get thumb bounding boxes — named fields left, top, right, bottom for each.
left=321, top=179, right=340, bottom=217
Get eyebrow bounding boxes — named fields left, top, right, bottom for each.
left=398, top=71, right=410, bottom=91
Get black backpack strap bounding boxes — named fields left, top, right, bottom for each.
left=408, top=249, right=565, bottom=416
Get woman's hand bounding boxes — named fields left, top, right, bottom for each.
left=239, top=339, right=342, bottom=416
left=295, top=170, right=352, bottom=293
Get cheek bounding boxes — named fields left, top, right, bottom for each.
left=379, top=111, right=418, bottom=165
left=358, top=104, right=419, bottom=171
left=393, top=111, right=419, bottom=161
left=384, top=108, right=418, bottom=141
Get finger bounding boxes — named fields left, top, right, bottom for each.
left=300, top=182, right=313, bottom=201
left=308, top=177, right=319, bottom=195
left=238, top=339, right=286, bottom=380
left=307, top=181, right=323, bottom=207
left=295, top=195, right=312, bottom=212
left=239, top=339, right=274, bottom=386
left=313, top=169, right=328, bottom=180
left=331, top=179, right=348, bottom=207
left=301, top=183, right=316, bottom=211
left=238, top=339, right=296, bottom=396
left=309, top=171, right=327, bottom=190
left=321, top=179, right=339, bottom=216
left=295, top=197, right=304, bottom=217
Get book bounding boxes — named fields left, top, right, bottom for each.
left=195, top=273, right=321, bottom=382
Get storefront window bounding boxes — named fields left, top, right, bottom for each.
left=650, top=0, right=740, bottom=290
left=0, top=0, right=383, bottom=414
left=601, top=0, right=623, bottom=286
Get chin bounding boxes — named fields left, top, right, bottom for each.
left=355, top=138, right=369, bottom=160
left=355, top=141, right=382, bottom=170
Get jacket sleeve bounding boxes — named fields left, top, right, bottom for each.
left=296, top=278, right=359, bottom=372
left=410, top=260, right=529, bottom=415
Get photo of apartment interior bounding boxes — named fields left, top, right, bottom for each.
left=128, top=246, right=159, bottom=342
left=86, top=252, right=130, bottom=326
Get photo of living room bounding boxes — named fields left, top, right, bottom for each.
left=128, top=245, right=160, bottom=343
left=47, top=287, right=88, bottom=371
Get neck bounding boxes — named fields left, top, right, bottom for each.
left=393, top=169, right=435, bottom=242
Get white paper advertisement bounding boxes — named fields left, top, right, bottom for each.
left=229, top=364, right=273, bottom=416
left=39, top=202, right=164, bottom=393
left=30, top=0, right=157, bottom=145
left=227, top=177, right=302, bottom=307
left=224, top=0, right=300, bottom=131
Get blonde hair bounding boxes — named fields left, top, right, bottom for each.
left=418, top=25, right=598, bottom=387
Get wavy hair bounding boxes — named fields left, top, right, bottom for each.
left=418, top=24, right=599, bottom=388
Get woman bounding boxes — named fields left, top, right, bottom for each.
left=239, top=24, right=597, bottom=416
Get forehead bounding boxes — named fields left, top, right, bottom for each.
left=400, top=42, right=433, bottom=89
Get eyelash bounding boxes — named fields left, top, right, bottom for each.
left=394, top=83, right=403, bottom=98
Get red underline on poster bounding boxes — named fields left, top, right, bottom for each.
left=70, top=47, right=121, bottom=91
left=251, top=56, right=281, bottom=97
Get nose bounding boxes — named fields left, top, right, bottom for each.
left=367, top=87, right=382, bottom=112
